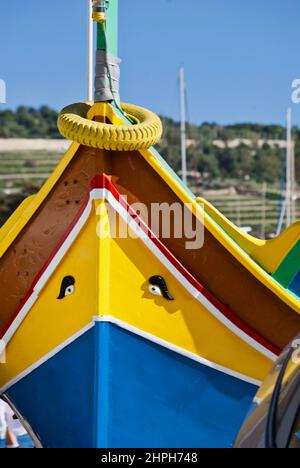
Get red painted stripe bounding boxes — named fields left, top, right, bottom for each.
left=1, top=173, right=281, bottom=357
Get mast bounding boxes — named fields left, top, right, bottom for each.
left=92, top=0, right=120, bottom=103
left=291, top=137, right=296, bottom=224
left=96, top=0, right=118, bottom=56
left=179, top=67, right=187, bottom=186
left=87, top=0, right=94, bottom=101
left=261, top=182, right=267, bottom=239
left=286, top=107, right=292, bottom=228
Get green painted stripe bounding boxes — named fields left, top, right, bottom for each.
left=97, top=0, right=118, bottom=56
left=273, top=239, right=300, bottom=287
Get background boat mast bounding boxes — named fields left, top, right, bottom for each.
left=87, top=0, right=94, bottom=101
left=286, top=107, right=293, bottom=228
left=179, top=67, right=187, bottom=185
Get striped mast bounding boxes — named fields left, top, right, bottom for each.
left=91, top=0, right=120, bottom=105
left=96, top=0, right=118, bottom=57
left=291, top=125, right=296, bottom=224
left=87, top=0, right=94, bottom=101
left=276, top=108, right=295, bottom=235
left=179, top=67, right=187, bottom=185
left=286, top=108, right=293, bottom=228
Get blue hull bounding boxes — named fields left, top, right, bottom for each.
left=5, top=322, right=256, bottom=448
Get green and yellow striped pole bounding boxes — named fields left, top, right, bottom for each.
left=92, top=0, right=120, bottom=104
left=96, top=0, right=118, bottom=56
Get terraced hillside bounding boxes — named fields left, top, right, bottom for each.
left=204, top=189, right=300, bottom=238
left=0, top=150, right=60, bottom=186
left=0, top=150, right=62, bottom=226
left=0, top=147, right=298, bottom=239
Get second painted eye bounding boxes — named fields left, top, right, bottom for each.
left=148, top=276, right=174, bottom=301
left=149, top=285, right=163, bottom=297
left=57, top=276, right=75, bottom=300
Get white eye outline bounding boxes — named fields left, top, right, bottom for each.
left=148, top=285, right=162, bottom=297
left=65, top=285, right=75, bottom=297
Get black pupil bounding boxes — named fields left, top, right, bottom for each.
left=57, top=276, right=75, bottom=300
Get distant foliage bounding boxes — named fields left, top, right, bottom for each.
left=0, top=106, right=61, bottom=139
left=157, top=117, right=298, bottom=184
left=0, top=107, right=298, bottom=183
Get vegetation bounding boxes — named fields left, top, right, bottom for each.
left=1, top=106, right=296, bottom=184
left=0, top=106, right=61, bottom=139
left=159, top=117, right=300, bottom=184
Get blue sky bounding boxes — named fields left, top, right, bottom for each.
left=0, top=0, right=300, bottom=125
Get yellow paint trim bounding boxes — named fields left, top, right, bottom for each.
left=96, top=199, right=111, bottom=315
left=87, top=102, right=107, bottom=120
left=87, top=102, right=124, bottom=125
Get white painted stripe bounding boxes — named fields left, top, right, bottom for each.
left=253, top=397, right=262, bottom=405
left=94, top=315, right=261, bottom=387
left=90, top=188, right=107, bottom=200
left=0, top=322, right=95, bottom=395
left=0, top=317, right=260, bottom=397
left=2, top=185, right=277, bottom=363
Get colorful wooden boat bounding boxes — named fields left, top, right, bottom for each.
left=0, top=1, right=300, bottom=448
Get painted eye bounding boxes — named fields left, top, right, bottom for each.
left=148, top=276, right=174, bottom=301
left=149, top=285, right=162, bottom=297
left=65, top=285, right=75, bottom=297
left=57, top=276, right=75, bottom=300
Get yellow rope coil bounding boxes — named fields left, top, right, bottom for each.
left=57, top=102, right=163, bottom=151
